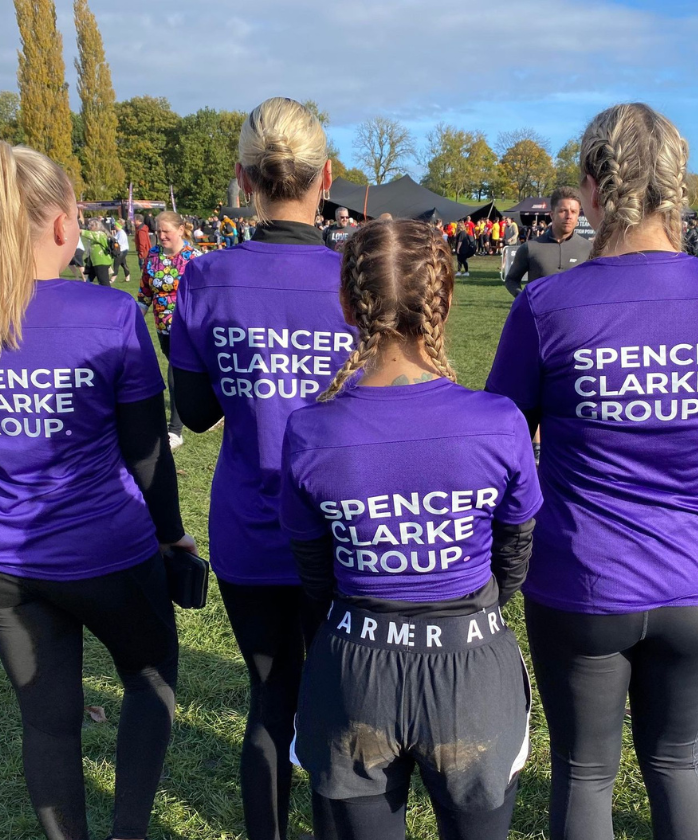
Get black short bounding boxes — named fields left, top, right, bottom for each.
left=70, top=250, right=84, bottom=267
left=295, top=601, right=530, bottom=811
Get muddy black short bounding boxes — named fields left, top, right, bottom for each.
left=295, top=601, right=531, bottom=810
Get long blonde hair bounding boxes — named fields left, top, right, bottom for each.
left=580, top=104, right=689, bottom=258
left=319, top=219, right=457, bottom=402
left=0, top=142, right=74, bottom=351
left=238, top=97, right=327, bottom=224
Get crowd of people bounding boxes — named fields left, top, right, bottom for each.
left=0, top=96, right=697, bottom=840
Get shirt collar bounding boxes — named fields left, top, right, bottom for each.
left=542, top=227, right=576, bottom=244
left=252, top=220, right=324, bottom=245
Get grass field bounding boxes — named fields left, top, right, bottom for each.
left=0, top=249, right=654, bottom=840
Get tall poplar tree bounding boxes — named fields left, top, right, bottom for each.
left=14, top=0, right=82, bottom=186
left=74, top=0, right=124, bottom=198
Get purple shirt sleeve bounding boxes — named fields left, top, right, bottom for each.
left=493, top=407, right=543, bottom=524
left=170, top=268, right=207, bottom=373
left=486, top=290, right=542, bottom=411
left=116, top=298, right=166, bottom=404
left=280, top=420, right=330, bottom=541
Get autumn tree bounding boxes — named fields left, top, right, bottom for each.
left=115, top=96, right=181, bottom=200
left=74, top=0, right=124, bottom=198
left=0, top=91, right=23, bottom=144
left=555, top=137, right=581, bottom=188
left=14, top=0, right=81, bottom=186
left=353, top=116, right=415, bottom=184
left=344, top=167, right=369, bottom=185
left=497, top=129, right=556, bottom=200
left=168, top=107, right=246, bottom=215
left=466, top=133, right=498, bottom=200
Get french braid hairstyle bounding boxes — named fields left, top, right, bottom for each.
left=580, top=103, right=689, bottom=258
left=319, top=218, right=457, bottom=401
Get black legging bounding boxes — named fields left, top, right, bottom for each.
left=525, top=598, right=698, bottom=840
left=217, top=581, right=318, bottom=840
left=113, top=251, right=131, bottom=279
left=0, top=553, right=178, bottom=840
left=312, top=779, right=518, bottom=840
left=86, top=263, right=111, bottom=287
left=157, top=333, right=184, bottom=436
left=457, top=255, right=469, bottom=273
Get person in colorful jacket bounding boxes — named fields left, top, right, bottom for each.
left=138, top=211, right=201, bottom=450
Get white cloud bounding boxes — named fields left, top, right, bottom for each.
left=1, top=0, right=697, bottom=165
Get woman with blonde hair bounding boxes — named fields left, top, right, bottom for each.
left=280, top=218, right=540, bottom=840
left=488, top=103, right=698, bottom=839
left=171, top=97, right=354, bottom=840
left=138, top=210, right=201, bottom=450
left=0, top=142, right=194, bottom=840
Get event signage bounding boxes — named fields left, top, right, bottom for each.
left=575, top=215, right=595, bottom=240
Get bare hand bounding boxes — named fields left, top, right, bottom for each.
left=160, top=532, right=198, bottom=556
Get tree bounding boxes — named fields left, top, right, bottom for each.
left=421, top=123, right=462, bottom=197
left=0, top=91, right=23, bottom=144
left=497, top=129, right=556, bottom=200
left=555, top=138, right=581, bottom=188
left=168, top=107, right=246, bottom=215
left=14, top=0, right=81, bottom=186
left=353, top=117, right=414, bottom=184
left=302, top=99, right=330, bottom=126
left=74, top=0, right=124, bottom=198
left=344, top=167, right=369, bottom=185
left=421, top=125, right=498, bottom=202
left=466, top=133, right=498, bottom=200
left=115, top=96, right=181, bottom=200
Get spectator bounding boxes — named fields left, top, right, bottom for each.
left=504, top=187, right=592, bottom=298
left=82, top=219, right=113, bottom=287
left=323, top=206, right=357, bottom=251
left=112, top=221, right=131, bottom=282
left=138, top=211, right=202, bottom=451
left=134, top=214, right=151, bottom=270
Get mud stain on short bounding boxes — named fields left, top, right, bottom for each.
left=337, top=722, right=397, bottom=770
left=424, top=738, right=494, bottom=773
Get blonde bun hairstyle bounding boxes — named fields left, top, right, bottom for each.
left=580, top=103, right=689, bottom=258
left=238, top=97, right=327, bottom=222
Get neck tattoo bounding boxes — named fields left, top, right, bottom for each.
left=390, top=373, right=437, bottom=386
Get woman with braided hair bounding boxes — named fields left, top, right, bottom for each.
left=487, top=103, right=698, bottom=840
left=281, top=218, right=541, bottom=840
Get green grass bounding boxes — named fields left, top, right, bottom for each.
left=0, top=250, right=653, bottom=839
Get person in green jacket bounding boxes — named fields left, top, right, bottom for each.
left=82, top=219, right=113, bottom=287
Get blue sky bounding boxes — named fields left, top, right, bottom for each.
left=1, top=0, right=697, bottom=173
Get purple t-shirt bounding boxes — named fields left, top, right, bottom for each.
left=169, top=243, right=354, bottom=584
left=0, top=280, right=164, bottom=580
left=280, top=380, right=542, bottom=602
left=487, top=252, right=698, bottom=614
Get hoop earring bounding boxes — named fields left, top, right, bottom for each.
left=323, top=188, right=330, bottom=201
left=245, top=192, right=252, bottom=204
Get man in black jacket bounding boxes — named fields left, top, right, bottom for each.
left=504, top=187, right=592, bottom=297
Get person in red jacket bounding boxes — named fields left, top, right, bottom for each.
left=134, top=214, right=151, bottom=269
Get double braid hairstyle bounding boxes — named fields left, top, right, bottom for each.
left=319, top=218, right=457, bottom=402
left=580, top=103, right=689, bottom=258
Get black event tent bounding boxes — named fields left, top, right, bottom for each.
left=506, top=197, right=551, bottom=214
left=325, top=176, right=497, bottom=223
left=218, top=205, right=258, bottom=219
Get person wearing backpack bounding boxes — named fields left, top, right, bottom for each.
left=82, top=219, right=114, bottom=287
